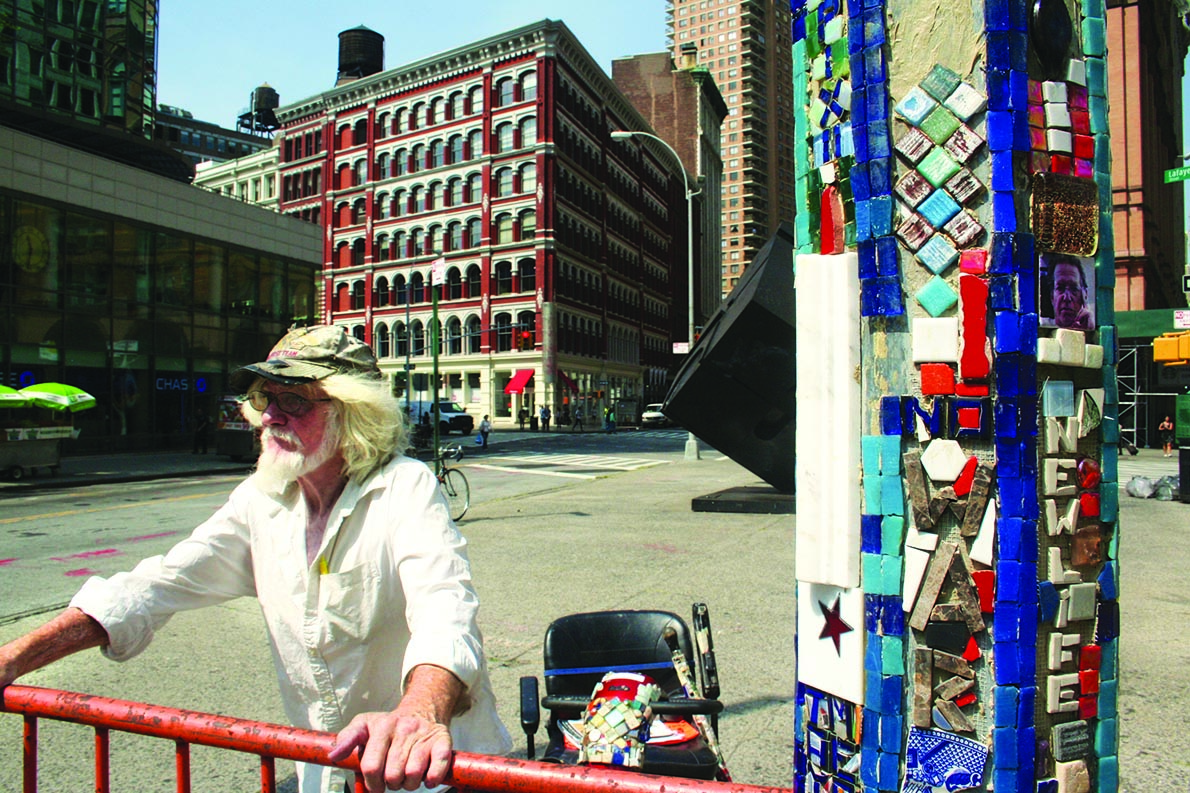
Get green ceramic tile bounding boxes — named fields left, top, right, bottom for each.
left=920, top=106, right=961, bottom=145
left=882, top=634, right=905, bottom=675
left=812, top=53, right=827, bottom=82
left=916, top=275, right=958, bottom=316
left=824, top=15, right=845, bottom=44
left=921, top=64, right=961, bottom=101
left=1082, top=17, right=1106, bottom=56
left=917, top=148, right=961, bottom=187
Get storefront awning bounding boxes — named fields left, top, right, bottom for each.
left=557, top=369, right=579, bottom=393
left=504, top=369, right=535, bottom=394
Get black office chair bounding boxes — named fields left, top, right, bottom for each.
left=519, top=605, right=725, bottom=780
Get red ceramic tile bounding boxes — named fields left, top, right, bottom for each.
left=1030, top=126, right=1047, bottom=151
left=1074, top=158, right=1094, bottom=178
left=1079, top=695, right=1098, bottom=720
left=1073, top=134, right=1094, bottom=160
left=1079, top=668, right=1100, bottom=695
left=1070, top=109, right=1090, bottom=135
left=955, top=381, right=990, bottom=397
left=960, top=275, right=990, bottom=379
left=971, top=569, right=995, bottom=613
left=954, top=692, right=977, bottom=708
left=959, top=249, right=988, bottom=274
left=1068, top=84, right=1089, bottom=110
left=921, top=363, right=956, bottom=395
left=1077, top=457, right=1101, bottom=489
left=962, top=636, right=981, bottom=661
left=1050, top=154, right=1073, bottom=175
left=1079, top=492, right=1100, bottom=517
left=957, top=407, right=982, bottom=429
left=954, top=455, right=978, bottom=495
left=820, top=185, right=845, bottom=255
left=1079, top=644, right=1102, bottom=670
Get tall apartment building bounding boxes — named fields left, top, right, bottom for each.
left=272, top=20, right=697, bottom=424
left=667, top=0, right=795, bottom=295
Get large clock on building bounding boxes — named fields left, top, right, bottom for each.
left=12, top=226, right=49, bottom=273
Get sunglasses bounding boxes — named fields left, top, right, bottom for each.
left=245, top=390, right=332, bottom=417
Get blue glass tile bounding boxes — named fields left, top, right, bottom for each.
left=994, top=640, right=1020, bottom=685
left=864, top=587, right=883, bottom=629
left=989, top=275, right=1015, bottom=310
left=996, top=353, right=1020, bottom=395
left=855, top=197, right=871, bottom=241
left=1010, top=0, right=1028, bottom=30
left=905, top=397, right=943, bottom=437
left=869, top=118, right=891, bottom=159
left=793, top=12, right=807, bottom=44
left=1099, top=681, right=1118, bottom=719
left=881, top=596, right=904, bottom=635
left=992, top=191, right=1017, bottom=231
left=986, top=110, right=1014, bottom=151
left=993, top=769, right=1016, bottom=793
left=1017, top=685, right=1036, bottom=726
left=1008, top=30, right=1028, bottom=70
left=1038, top=580, right=1059, bottom=622
left=1098, top=560, right=1118, bottom=600
left=1018, top=640, right=1036, bottom=680
left=998, top=439, right=1021, bottom=477
left=870, top=195, right=894, bottom=236
left=1083, top=17, right=1106, bottom=56
left=864, top=45, right=886, bottom=83
left=1009, top=70, right=1029, bottom=110
left=860, top=279, right=881, bottom=316
left=868, top=155, right=890, bottom=195
left=858, top=239, right=878, bottom=278
left=994, top=687, right=1018, bottom=728
left=874, top=276, right=905, bottom=315
left=881, top=395, right=903, bottom=435
left=998, top=559, right=1022, bottom=601
left=990, top=151, right=1016, bottom=190
left=840, top=123, right=855, bottom=157
left=1015, top=232, right=1035, bottom=274
left=994, top=311, right=1020, bottom=353
left=866, top=82, right=888, bottom=121
left=993, top=604, right=1019, bottom=641
left=918, top=190, right=961, bottom=228
left=1012, top=109, right=1032, bottom=150
left=987, top=69, right=1010, bottom=110
left=989, top=230, right=1014, bottom=273
left=986, top=0, right=1012, bottom=30
left=852, top=84, right=868, bottom=127
left=1015, top=736, right=1037, bottom=791
left=1018, top=356, right=1037, bottom=397
left=986, top=31, right=1011, bottom=68
left=994, top=397, right=1019, bottom=438
left=1019, top=588, right=1038, bottom=638
left=880, top=674, right=901, bottom=714
left=1001, top=475, right=1026, bottom=523
left=847, top=12, right=864, bottom=54
left=866, top=633, right=883, bottom=668
left=878, top=751, right=900, bottom=790
left=862, top=8, right=886, bottom=47
left=916, top=235, right=959, bottom=274
left=993, top=727, right=1018, bottom=767
left=851, top=161, right=871, bottom=201
left=876, top=236, right=899, bottom=276
left=862, top=513, right=883, bottom=553
left=880, top=714, right=903, bottom=752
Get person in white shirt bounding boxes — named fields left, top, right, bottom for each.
left=0, top=325, right=510, bottom=793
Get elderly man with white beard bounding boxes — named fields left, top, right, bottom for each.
left=0, top=325, right=510, bottom=793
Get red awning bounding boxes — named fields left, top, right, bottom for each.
left=557, top=369, right=579, bottom=393
left=504, top=369, right=535, bottom=394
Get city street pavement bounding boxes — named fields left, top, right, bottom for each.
left=0, top=440, right=1183, bottom=791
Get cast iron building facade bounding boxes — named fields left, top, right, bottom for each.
left=274, top=20, right=692, bottom=423
left=666, top=0, right=795, bottom=296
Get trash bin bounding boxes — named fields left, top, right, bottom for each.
left=530, top=416, right=539, bottom=431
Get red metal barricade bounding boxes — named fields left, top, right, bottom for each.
left=2, top=684, right=791, bottom=793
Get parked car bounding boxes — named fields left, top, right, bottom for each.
left=407, top=400, right=475, bottom=436
left=640, top=403, right=671, bottom=428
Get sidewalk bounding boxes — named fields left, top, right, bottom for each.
left=0, top=426, right=623, bottom=493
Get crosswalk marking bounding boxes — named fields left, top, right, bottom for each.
left=486, top=452, right=667, bottom=471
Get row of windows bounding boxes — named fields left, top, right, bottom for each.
left=368, top=310, right=538, bottom=357
left=332, top=208, right=536, bottom=267
left=335, top=259, right=538, bottom=310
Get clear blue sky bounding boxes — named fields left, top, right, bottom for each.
left=156, top=1, right=669, bottom=127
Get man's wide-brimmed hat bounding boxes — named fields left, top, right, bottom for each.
left=230, top=325, right=380, bottom=391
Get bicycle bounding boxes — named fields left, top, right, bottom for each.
left=434, top=443, right=471, bottom=521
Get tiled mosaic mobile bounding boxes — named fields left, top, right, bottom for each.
left=790, top=0, right=1117, bottom=791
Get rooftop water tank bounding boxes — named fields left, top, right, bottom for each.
left=338, top=26, right=384, bottom=84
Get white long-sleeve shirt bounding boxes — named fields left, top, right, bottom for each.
left=72, top=454, right=511, bottom=792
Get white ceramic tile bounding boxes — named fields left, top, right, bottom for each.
left=911, top=317, right=960, bottom=362
left=1056, top=328, right=1086, bottom=365
left=902, top=547, right=931, bottom=613
left=920, top=438, right=967, bottom=482
left=797, top=582, right=865, bottom=703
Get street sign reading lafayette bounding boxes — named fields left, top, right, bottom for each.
left=1164, top=165, right=1190, bottom=183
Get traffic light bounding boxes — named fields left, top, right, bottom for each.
left=1154, top=331, right=1190, bottom=366
left=519, top=331, right=533, bottom=351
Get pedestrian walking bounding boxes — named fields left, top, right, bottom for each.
left=0, top=325, right=511, bottom=793
left=479, top=414, right=492, bottom=448
left=1159, top=415, right=1175, bottom=457
left=540, top=405, right=551, bottom=432
left=518, top=408, right=528, bottom=431
left=572, top=407, right=584, bottom=432
left=605, top=406, right=616, bottom=434
left=192, top=407, right=210, bottom=455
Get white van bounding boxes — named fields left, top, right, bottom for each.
left=406, top=400, right=475, bottom=435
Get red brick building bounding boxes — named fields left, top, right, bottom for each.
left=273, top=21, right=698, bottom=424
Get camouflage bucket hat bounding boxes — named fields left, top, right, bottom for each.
left=230, top=325, right=380, bottom=391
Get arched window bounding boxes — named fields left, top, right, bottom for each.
left=519, top=116, right=537, bottom=148
left=353, top=159, right=366, bottom=186
left=392, top=189, right=406, bottom=217
left=411, top=186, right=425, bottom=214
left=429, top=97, right=444, bottom=125
left=495, top=122, right=514, bottom=153
left=409, top=102, right=425, bottom=130
left=496, top=167, right=514, bottom=197
left=446, top=267, right=463, bottom=300
left=375, top=192, right=390, bottom=219
left=520, top=71, right=537, bottom=102
left=411, top=320, right=426, bottom=355
left=427, top=225, right=444, bottom=255
left=465, top=314, right=482, bottom=353
left=376, top=233, right=390, bottom=262
left=376, top=152, right=390, bottom=179
left=449, top=134, right=464, bottom=164
left=495, top=213, right=514, bottom=244
left=465, top=264, right=482, bottom=298
left=466, top=217, right=483, bottom=247
left=467, top=85, right=484, bottom=115
left=411, top=143, right=425, bottom=172
left=411, top=271, right=426, bottom=303
left=520, top=163, right=537, bottom=193
left=394, top=148, right=407, bottom=175
left=351, top=198, right=367, bottom=225
left=394, top=109, right=407, bottom=134
left=351, top=280, right=365, bottom=309
left=496, top=76, right=516, bottom=106
left=494, top=312, right=513, bottom=352
left=519, top=209, right=537, bottom=241
left=352, top=119, right=368, bottom=146
left=394, top=230, right=407, bottom=260
left=430, top=139, right=445, bottom=168
left=450, top=91, right=465, bottom=119
left=336, top=282, right=351, bottom=311
left=446, top=317, right=463, bottom=355
left=394, top=274, right=409, bottom=305
left=447, top=221, right=464, bottom=251
left=429, top=182, right=444, bottom=211
left=494, top=260, right=513, bottom=295
left=352, top=239, right=365, bottom=267
left=466, top=173, right=482, bottom=203
left=376, top=276, right=390, bottom=306
left=376, top=112, right=389, bottom=139
left=394, top=320, right=409, bottom=357
left=517, top=311, right=536, bottom=349
left=448, top=177, right=464, bottom=207
left=518, top=258, right=536, bottom=293
left=467, top=129, right=483, bottom=159
left=375, top=324, right=391, bottom=357
left=336, top=201, right=351, bottom=227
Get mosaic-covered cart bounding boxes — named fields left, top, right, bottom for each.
left=789, top=0, right=1117, bottom=791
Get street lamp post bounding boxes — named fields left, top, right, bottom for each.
left=611, top=130, right=701, bottom=461
left=431, top=256, right=445, bottom=462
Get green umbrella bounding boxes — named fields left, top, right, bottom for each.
left=20, top=382, right=97, bottom=412
left=0, top=385, right=31, bottom=408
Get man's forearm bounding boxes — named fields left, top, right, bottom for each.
left=0, top=607, right=109, bottom=686
left=398, top=664, right=467, bottom=724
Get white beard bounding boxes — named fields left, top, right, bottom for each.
left=252, top=421, right=341, bottom=495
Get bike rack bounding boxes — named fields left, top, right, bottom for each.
left=1, top=684, right=791, bottom=793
